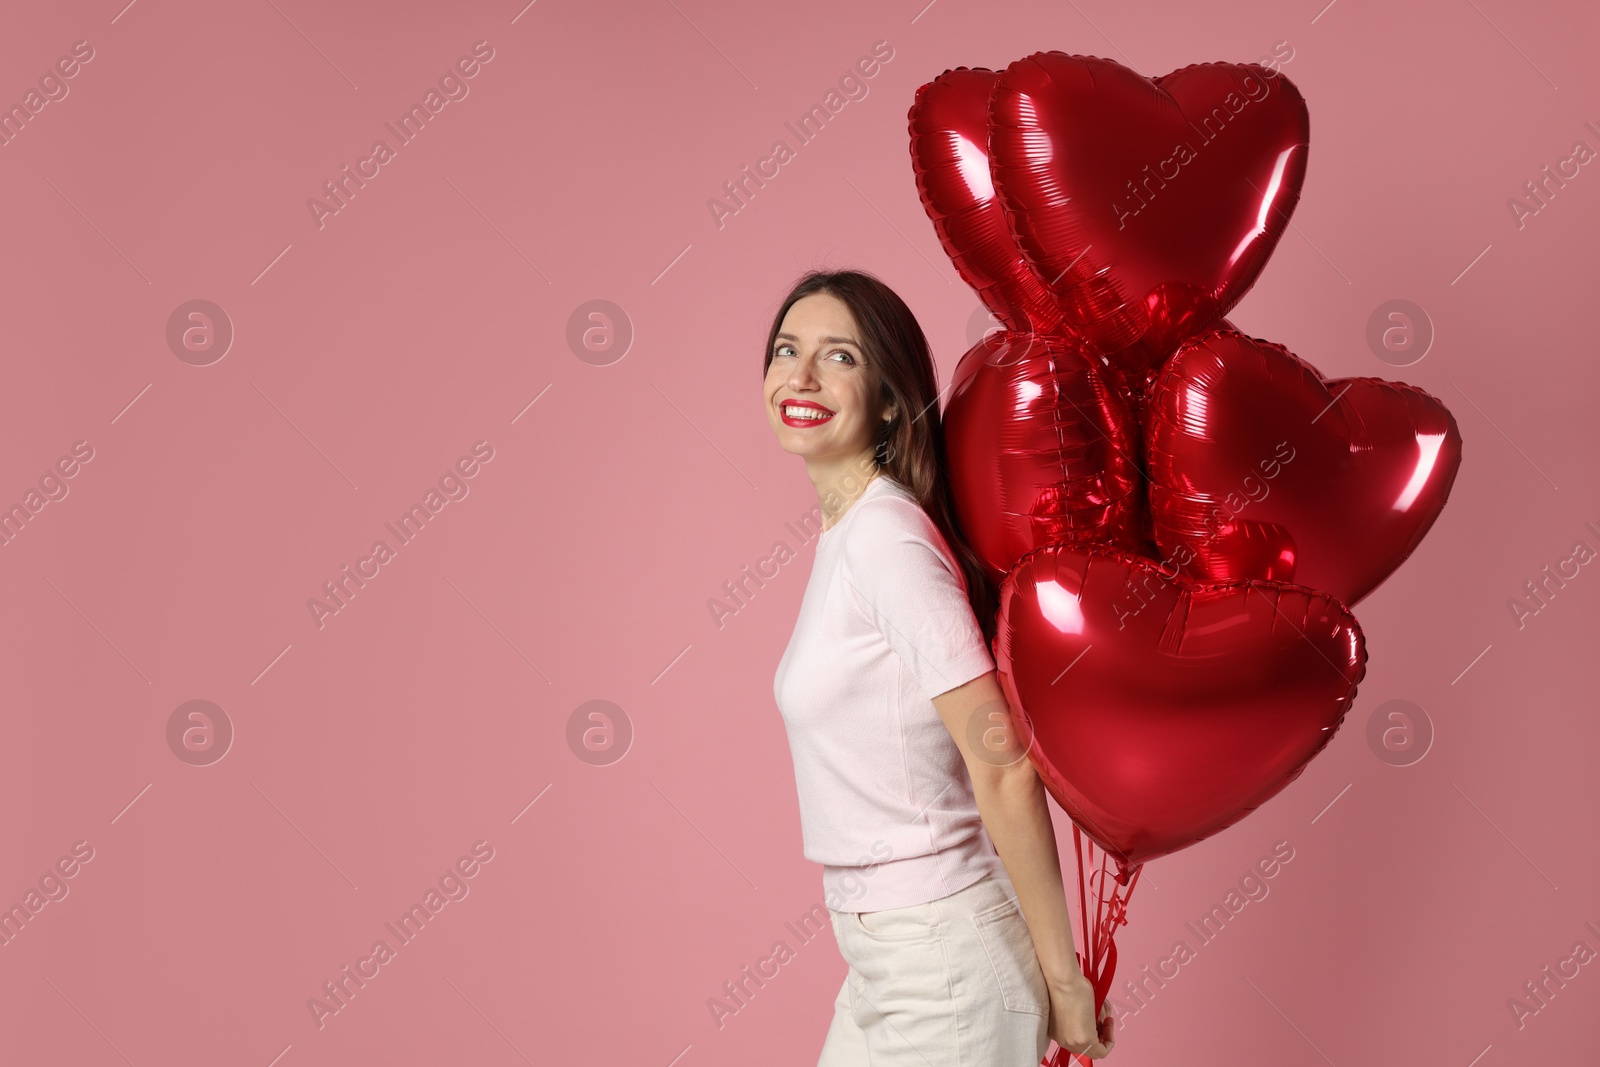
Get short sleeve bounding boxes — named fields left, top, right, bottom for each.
left=837, top=498, right=996, bottom=699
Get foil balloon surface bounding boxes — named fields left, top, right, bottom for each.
left=909, top=66, right=1067, bottom=335
left=994, top=542, right=1367, bottom=868
left=985, top=52, right=1310, bottom=408
left=943, top=331, right=1142, bottom=586
left=1143, top=328, right=1463, bottom=606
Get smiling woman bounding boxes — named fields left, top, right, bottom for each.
left=761, top=269, right=1115, bottom=1064
left=760, top=271, right=980, bottom=589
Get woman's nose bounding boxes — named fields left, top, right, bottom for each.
left=788, top=358, right=819, bottom=389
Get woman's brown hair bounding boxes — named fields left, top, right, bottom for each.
left=763, top=268, right=1000, bottom=646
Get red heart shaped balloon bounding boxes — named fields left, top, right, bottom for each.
left=987, top=52, right=1310, bottom=403
left=1144, top=328, right=1463, bottom=606
left=944, top=331, right=1142, bottom=586
left=909, top=67, right=1066, bottom=335
left=994, top=542, right=1366, bottom=868
left=939, top=318, right=1244, bottom=564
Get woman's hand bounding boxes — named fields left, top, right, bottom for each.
left=1046, top=971, right=1115, bottom=1060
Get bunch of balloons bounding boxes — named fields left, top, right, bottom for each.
left=907, top=51, right=1462, bottom=1056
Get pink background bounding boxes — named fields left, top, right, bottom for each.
left=2, top=0, right=1596, bottom=1064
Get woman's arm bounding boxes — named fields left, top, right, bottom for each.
left=931, top=668, right=1113, bottom=1057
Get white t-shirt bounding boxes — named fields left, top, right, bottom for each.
left=774, top=472, right=1005, bottom=912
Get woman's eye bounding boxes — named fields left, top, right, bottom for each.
left=771, top=346, right=855, bottom=364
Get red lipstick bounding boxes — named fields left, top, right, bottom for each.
left=779, top=399, right=836, bottom=428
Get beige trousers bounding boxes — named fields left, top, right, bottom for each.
left=818, top=869, right=1051, bottom=1066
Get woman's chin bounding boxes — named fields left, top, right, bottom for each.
left=778, top=440, right=819, bottom=458
left=774, top=427, right=863, bottom=462
left=775, top=429, right=824, bottom=455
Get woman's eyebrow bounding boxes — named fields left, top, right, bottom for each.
left=776, top=332, right=860, bottom=346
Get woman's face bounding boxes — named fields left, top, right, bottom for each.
left=764, top=292, right=892, bottom=461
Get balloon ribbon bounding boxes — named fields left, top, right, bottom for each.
left=1041, top=825, right=1142, bottom=1066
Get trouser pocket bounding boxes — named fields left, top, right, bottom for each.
left=968, top=894, right=1049, bottom=1016
left=853, top=899, right=940, bottom=942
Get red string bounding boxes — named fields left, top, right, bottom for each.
left=1044, top=832, right=1143, bottom=1067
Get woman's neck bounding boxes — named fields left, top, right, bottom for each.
left=811, top=457, right=884, bottom=532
